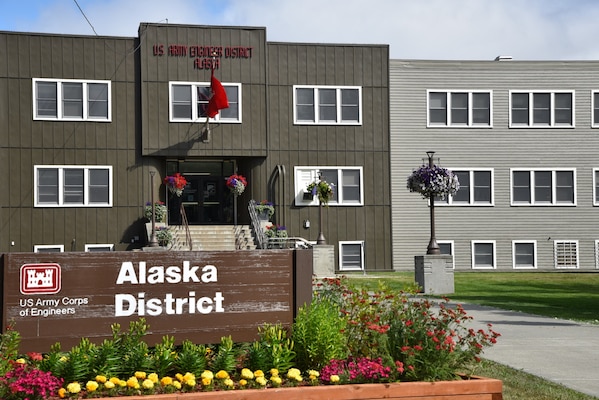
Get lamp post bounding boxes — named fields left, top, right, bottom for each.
left=316, top=172, right=326, bottom=245
left=426, top=151, right=440, bottom=255
left=148, top=170, right=159, bottom=247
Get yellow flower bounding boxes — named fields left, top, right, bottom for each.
left=239, top=379, right=248, bottom=387
left=215, top=370, right=229, bottom=379
left=175, top=373, right=184, bottom=381
left=104, top=381, right=115, bottom=389
left=270, top=376, right=282, bottom=386
left=269, top=368, right=279, bottom=377
left=127, top=376, right=140, bottom=389
left=58, top=388, right=67, bottom=398
left=255, top=376, right=267, bottom=386
left=160, top=376, right=174, bottom=386
left=330, top=374, right=340, bottom=383
left=135, top=371, right=146, bottom=379
left=182, top=372, right=195, bottom=383
left=172, top=381, right=182, bottom=390
left=142, top=378, right=154, bottom=390
left=67, top=382, right=81, bottom=394
left=224, top=378, right=234, bottom=388
left=86, top=380, right=99, bottom=392
left=287, top=368, right=302, bottom=380
left=59, top=356, right=68, bottom=363
left=148, top=373, right=159, bottom=383
left=109, top=377, right=121, bottom=384
left=185, top=379, right=196, bottom=388
left=201, top=377, right=212, bottom=386
left=95, top=375, right=107, bottom=383
left=240, top=368, right=254, bottom=380
left=308, top=370, right=320, bottom=378
left=253, top=369, right=264, bottom=378
left=118, top=379, right=127, bottom=387
left=15, top=358, right=26, bottom=364
left=200, top=370, right=214, bottom=380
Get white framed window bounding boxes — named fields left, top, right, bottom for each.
left=169, top=81, right=241, bottom=123
left=554, top=240, right=578, bottom=269
left=437, top=240, right=455, bottom=268
left=471, top=240, right=496, bottom=269
left=510, top=169, right=576, bottom=206
left=34, top=165, right=113, bottom=207
left=592, top=92, right=599, bottom=127
left=33, top=78, right=111, bottom=121
left=438, top=169, right=493, bottom=205
left=34, top=245, right=64, bottom=253
left=85, top=244, right=115, bottom=252
left=593, top=168, right=599, bottom=206
left=294, top=166, right=363, bottom=206
left=509, top=91, right=574, bottom=128
left=293, top=85, right=362, bottom=125
left=512, top=241, right=537, bottom=269
left=427, top=90, right=492, bottom=127
left=339, top=241, right=364, bottom=271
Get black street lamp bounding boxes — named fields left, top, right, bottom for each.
left=426, top=151, right=440, bottom=255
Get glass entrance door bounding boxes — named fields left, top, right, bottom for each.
left=180, top=175, right=227, bottom=224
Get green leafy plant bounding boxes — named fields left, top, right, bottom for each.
left=155, top=226, right=173, bottom=247
left=255, top=200, right=275, bottom=218
left=0, top=322, right=20, bottom=376
left=144, top=201, right=167, bottom=222
left=306, top=179, right=334, bottom=205
left=152, top=335, right=177, bottom=377
left=210, top=336, right=237, bottom=374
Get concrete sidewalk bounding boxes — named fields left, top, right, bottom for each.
left=461, top=303, right=599, bottom=398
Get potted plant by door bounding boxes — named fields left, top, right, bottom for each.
left=255, top=200, right=275, bottom=221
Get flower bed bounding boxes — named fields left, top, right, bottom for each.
left=80, top=375, right=503, bottom=400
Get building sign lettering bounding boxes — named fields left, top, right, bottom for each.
left=152, top=43, right=253, bottom=69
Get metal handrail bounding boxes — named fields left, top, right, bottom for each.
left=179, top=203, right=193, bottom=251
left=248, top=199, right=268, bottom=249
left=266, top=236, right=313, bottom=249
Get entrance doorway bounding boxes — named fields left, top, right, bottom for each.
left=166, top=160, right=235, bottom=225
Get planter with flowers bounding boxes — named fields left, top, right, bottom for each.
left=144, top=201, right=168, bottom=244
left=226, top=174, right=247, bottom=196
left=265, top=224, right=287, bottom=248
left=163, top=173, right=188, bottom=197
left=254, top=200, right=275, bottom=221
left=0, top=278, right=501, bottom=400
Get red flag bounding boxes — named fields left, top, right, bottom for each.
left=206, top=75, right=229, bottom=118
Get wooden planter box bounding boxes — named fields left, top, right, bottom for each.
left=92, top=376, right=502, bottom=400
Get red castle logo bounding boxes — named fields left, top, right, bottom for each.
left=20, top=263, right=61, bottom=295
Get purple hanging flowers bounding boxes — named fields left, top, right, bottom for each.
left=407, top=164, right=459, bottom=199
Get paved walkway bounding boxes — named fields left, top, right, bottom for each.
left=461, top=303, right=599, bottom=398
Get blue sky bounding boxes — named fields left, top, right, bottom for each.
left=2, top=0, right=599, bottom=60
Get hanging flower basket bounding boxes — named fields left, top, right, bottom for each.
left=407, top=164, right=459, bottom=200
left=306, top=179, right=334, bottom=205
left=226, top=174, right=247, bottom=196
left=163, top=173, right=188, bottom=197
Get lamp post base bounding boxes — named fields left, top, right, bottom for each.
left=316, top=232, right=326, bottom=245
left=427, top=237, right=440, bottom=255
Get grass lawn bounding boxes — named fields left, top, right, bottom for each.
left=345, top=271, right=599, bottom=400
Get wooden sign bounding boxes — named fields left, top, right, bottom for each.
left=1, top=250, right=313, bottom=353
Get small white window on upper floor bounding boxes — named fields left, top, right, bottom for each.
left=510, top=168, right=576, bottom=206
left=592, top=92, right=599, bottom=128
left=34, top=165, right=113, bottom=207
left=34, top=245, right=64, bottom=253
left=293, top=86, right=362, bottom=125
left=554, top=240, right=578, bottom=269
left=509, top=91, right=574, bottom=128
left=33, top=78, right=111, bottom=121
left=85, top=244, right=115, bottom=252
left=294, top=166, right=363, bottom=206
left=339, top=241, right=365, bottom=271
left=169, top=81, right=241, bottom=123
left=437, top=169, right=493, bottom=206
left=427, top=90, right=492, bottom=127
left=512, top=240, right=537, bottom=269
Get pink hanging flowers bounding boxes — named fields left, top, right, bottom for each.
left=163, top=173, right=188, bottom=197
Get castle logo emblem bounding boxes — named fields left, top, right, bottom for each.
left=20, top=263, right=61, bottom=294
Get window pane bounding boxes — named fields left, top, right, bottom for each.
left=596, top=170, right=599, bottom=203
left=511, top=93, right=529, bottom=124
left=429, top=92, right=447, bottom=124
left=450, top=93, right=468, bottom=124
left=36, top=82, right=57, bottom=117
left=595, top=93, right=599, bottom=125
left=196, top=86, right=210, bottom=118
left=62, top=82, right=83, bottom=118
left=63, top=169, right=84, bottom=204
left=473, top=171, right=492, bottom=203
left=534, top=171, right=552, bottom=203
left=88, top=83, right=108, bottom=118
left=89, top=169, right=110, bottom=204
left=472, top=93, right=490, bottom=124
left=172, top=85, right=192, bottom=119
left=513, top=171, right=531, bottom=202
left=318, top=89, right=337, bottom=122
left=38, top=168, right=59, bottom=204
left=515, top=243, right=535, bottom=266
left=342, top=170, right=361, bottom=203
left=341, top=89, right=359, bottom=122
left=439, top=243, right=452, bottom=256
left=452, top=171, right=470, bottom=202
left=341, top=243, right=362, bottom=270
left=474, top=243, right=494, bottom=266
left=532, top=93, right=550, bottom=125
left=556, top=171, right=574, bottom=203
left=296, top=88, right=314, bottom=121
left=320, top=169, right=338, bottom=202
left=554, top=93, right=572, bottom=124
left=220, top=86, right=238, bottom=119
